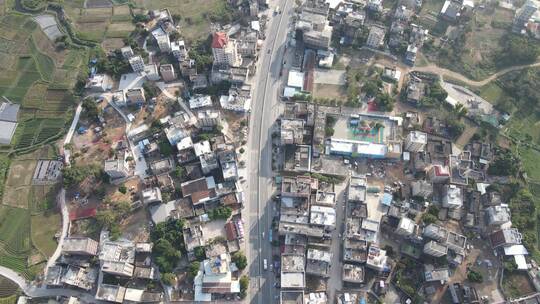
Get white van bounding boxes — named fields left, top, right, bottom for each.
left=263, top=259, right=268, bottom=270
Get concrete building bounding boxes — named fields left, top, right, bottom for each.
left=96, top=284, right=126, bottom=303
left=197, top=109, right=221, bottom=129
left=306, top=248, right=331, bottom=277
left=62, top=237, right=99, bottom=256
left=490, top=228, right=522, bottom=248
left=121, top=46, right=134, bottom=59
left=423, top=240, right=448, bottom=257
left=101, top=260, right=135, bottom=277
left=281, top=118, right=305, bottom=145
left=411, top=180, right=433, bottom=198
left=281, top=254, right=306, bottom=289
left=104, top=156, right=129, bottom=179
left=366, top=25, right=386, bottom=48
left=129, top=56, right=145, bottom=73
left=342, top=263, right=364, bottom=283
left=513, top=0, right=538, bottom=32
left=211, top=32, right=242, bottom=68
left=297, top=9, right=333, bottom=50
left=309, top=205, right=336, bottom=229
left=144, top=64, right=160, bottom=81
left=405, top=131, right=427, bottom=152
left=125, top=88, right=146, bottom=104
left=442, top=185, right=462, bottom=209
left=159, top=64, right=176, bottom=82
left=152, top=27, right=171, bottom=53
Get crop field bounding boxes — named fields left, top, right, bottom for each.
left=11, top=119, right=66, bottom=150
left=0, top=276, right=17, bottom=298
left=29, top=184, right=57, bottom=213
left=65, top=3, right=132, bottom=43
left=31, top=212, right=60, bottom=257
left=0, top=14, right=87, bottom=152
left=0, top=207, right=31, bottom=253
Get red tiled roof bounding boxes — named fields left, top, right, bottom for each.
left=224, top=222, right=237, bottom=241
left=69, top=207, right=97, bottom=221
left=212, top=32, right=228, bottom=48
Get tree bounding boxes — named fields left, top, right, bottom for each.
left=161, top=273, right=176, bottom=285
left=82, top=99, right=100, bottom=120
left=169, top=31, right=181, bottom=41
left=421, top=213, right=437, bottom=225
left=488, top=149, right=519, bottom=176
left=239, top=275, right=249, bottom=299
left=232, top=252, right=247, bottom=270
left=453, top=103, right=468, bottom=118
left=154, top=239, right=181, bottom=273
left=188, top=261, right=200, bottom=279
left=173, top=166, right=185, bottom=179
left=118, top=185, right=127, bottom=194
left=362, top=80, right=380, bottom=96
left=194, top=246, right=206, bottom=261
left=172, top=14, right=182, bottom=23
left=62, top=166, right=93, bottom=187
left=467, top=269, right=483, bottom=283
left=504, top=259, right=517, bottom=272
left=208, top=206, right=232, bottom=220
left=133, top=14, right=150, bottom=23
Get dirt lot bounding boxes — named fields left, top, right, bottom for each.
left=132, top=92, right=175, bottom=126
left=313, top=83, right=347, bottom=100
left=71, top=103, right=126, bottom=166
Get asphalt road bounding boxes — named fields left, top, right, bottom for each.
left=246, top=0, right=294, bottom=303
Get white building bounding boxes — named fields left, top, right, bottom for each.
left=366, top=245, right=387, bottom=272
left=85, top=74, right=113, bottom=92
left=395, top=217, right=416, bottom=236
left=194, top=253, right=240, bottom=301
left=121, top=46, right=134, bottom=59
left=189, top=95, right=213, bottom=109
left=142, top=187, right=162, bottom=204
left=211, top=32, right=242, bottom=68
left=486, top=205, right=511, bottom=226
left=405, top=131, right=427, bottom=152
left=129, top=56, right=145, bottom=73
left=442, top=185, right=462, bottom=209
left=104, top=156, right=129, bottom=179
left=423, top=241, right=448, bottom=257
left=152, top=27, right=171, bottom=53
left=171, top=40, right=188, bottom=61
